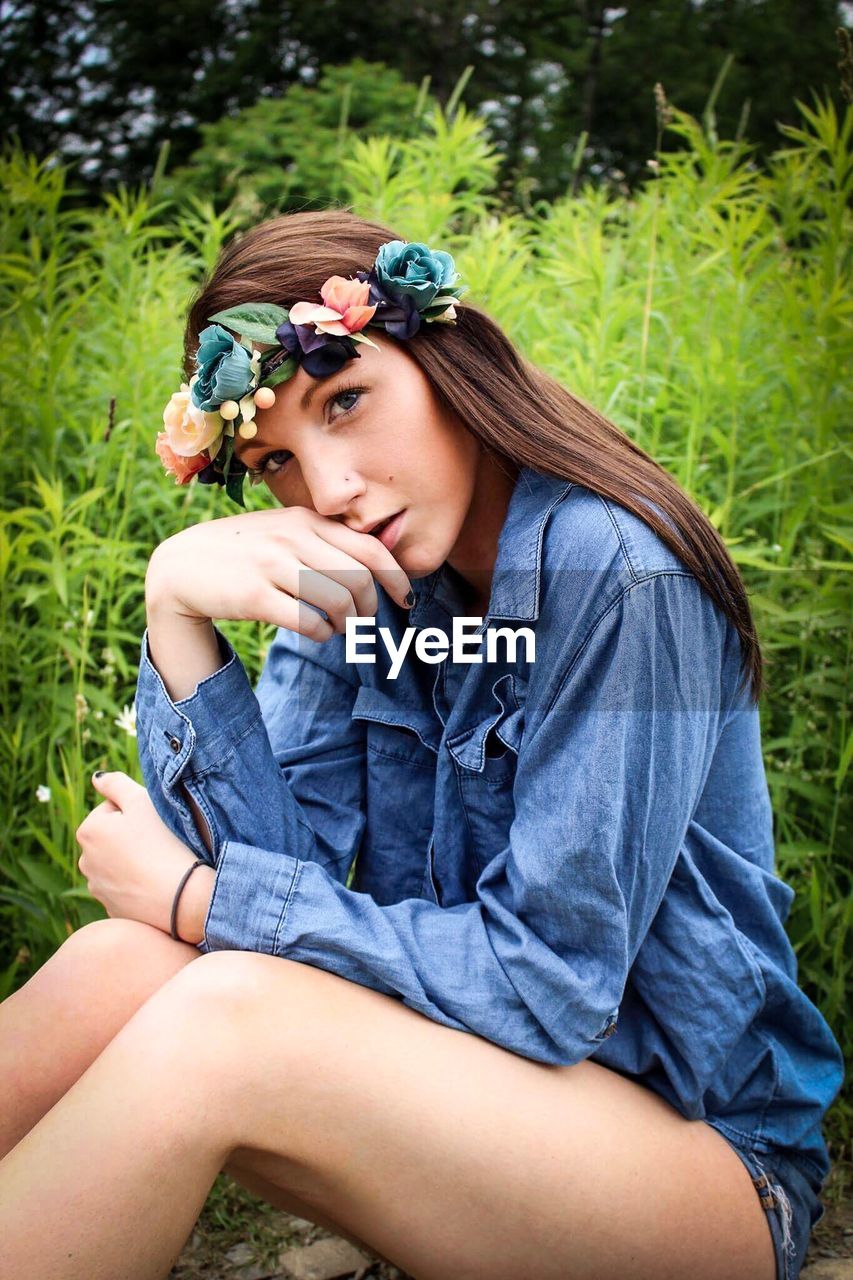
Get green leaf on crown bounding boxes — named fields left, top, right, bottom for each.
left=420, top=287, right=468, bottom=319
left=208, top=303, right=289, bottom=345
left=226, top=466, right=246, bottom=508
left=220, top=435, right=247, bottom=509
left=259, top=356, right=298, bottom=390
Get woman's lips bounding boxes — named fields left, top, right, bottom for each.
left=375, top=509, right=405, bottom=551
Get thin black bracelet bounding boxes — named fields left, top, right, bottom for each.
left=170, top=859, right=208, bottom=942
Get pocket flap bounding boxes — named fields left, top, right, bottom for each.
left=446, top=673, right=525, bottom=772
left=351, top=684, right=441, bottom=754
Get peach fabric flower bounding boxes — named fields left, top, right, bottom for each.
left=162, top=384, right=223, bottom=457
left=289, top=275, right=377, bottom=336
left=155, top=432, right=211, bottom=484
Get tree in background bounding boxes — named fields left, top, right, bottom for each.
left=585, top=0, right=846, bottom=185
left=0, top=0, right=846, bottom=200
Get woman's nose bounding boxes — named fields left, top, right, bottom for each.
left=304, top=462, right=366, bottom=519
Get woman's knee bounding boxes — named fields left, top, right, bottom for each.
left=15, top=917, right=200, bottom=1019
left=129, top=952, right=312, bottom=1093
left=0, top=920, right=203, bottom=1157
left=65, top=916, right=199, bottom=972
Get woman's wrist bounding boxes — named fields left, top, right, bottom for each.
left=145, top=598, right=224, bottom=703
left=174, top=863, right=216, bottom=945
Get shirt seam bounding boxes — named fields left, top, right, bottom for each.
left=367, top=743, right=437, bottom=771
left=179, top=778, right=219, bottom=863
left=539, top=570, right=696, bottom=726
left=597, top=494, right=640, bottom=585
left=356, top=712, right=439, bottom=755
left=529, top=480, right=575, bottom=622
left=453, top=765, right=479, bottom=870
left=272, top=858, right=303, bottom=954
left=202, top=836, right=230, bottom=947
left=142, top=625, right=238, bottom=710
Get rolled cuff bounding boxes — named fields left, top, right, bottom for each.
left=202, top=838, right=301, bottom=954
left=137, top=625, right=263, bottom=786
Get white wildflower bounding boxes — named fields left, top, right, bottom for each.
left=101, top=646, right=116, bottom=666
left=114, top=702, right=137, bottom=738
left=85, top=608, right=95, bottom=627
left=75, top=692, right=89, bottom=722
left=36, top=784, right=51, bottom=803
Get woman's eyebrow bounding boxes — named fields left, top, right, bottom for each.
left=300, top=380, right=323, bottom=413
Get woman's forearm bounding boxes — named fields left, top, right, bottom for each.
left=144, top=570, right=225, bottom=866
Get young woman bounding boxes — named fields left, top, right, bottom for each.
left=0, top=211, right=843, bottom=1280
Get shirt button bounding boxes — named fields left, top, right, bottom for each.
left=168, top=735, right=182, bottom=753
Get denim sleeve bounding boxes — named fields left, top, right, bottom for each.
left=135, top=624, right=365, bottom=885
left=203, top=574, right=733, bottom=1065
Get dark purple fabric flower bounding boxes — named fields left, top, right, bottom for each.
left=355, top=269, right=421, bottom=339
left=274, top=318, right=360, bottom=378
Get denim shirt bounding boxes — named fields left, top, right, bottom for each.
left=135, top=466, right=843, bottom=1184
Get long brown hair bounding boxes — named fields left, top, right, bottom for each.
left=184, top=209, right=763, bottom=702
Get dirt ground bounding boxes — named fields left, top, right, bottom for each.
left=171, top=1160, right=852, bottom=1280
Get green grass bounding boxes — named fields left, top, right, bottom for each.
left=0, top=94, right=850, bottom=1153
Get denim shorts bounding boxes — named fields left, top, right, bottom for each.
left=705, top=1121, right=827, bottom=1280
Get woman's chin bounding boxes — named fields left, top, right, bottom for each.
left=390, top=521, right=455, bottom=578
left=397, top=546, right=443, bottom=578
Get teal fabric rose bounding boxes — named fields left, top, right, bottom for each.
left=374, top=240, right=461, bottom=311
left=191, top=325, right=253, bottom=412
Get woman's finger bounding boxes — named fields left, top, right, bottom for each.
left=280, top=532, right=382, bottom=621
left=257, top=584, right=336, bottom=642
left=309, top=517, right=414, bottom=608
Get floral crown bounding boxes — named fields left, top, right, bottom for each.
left=157, top=238, right=466, bottom=507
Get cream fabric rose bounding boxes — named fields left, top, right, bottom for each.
left=162, top=384, right=223, bottom=457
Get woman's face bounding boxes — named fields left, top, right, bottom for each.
left=234, top=335, right=483, bottom=579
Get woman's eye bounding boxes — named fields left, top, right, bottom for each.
left=250, top=449, right=293, bottom=478
left=328, top=387, right=363, bottom=420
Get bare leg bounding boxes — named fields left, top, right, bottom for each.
left=0, top=921, right=378, bottom=1259
left=0, top=948, right=776, bottom=1280
left=0, top=989, right=224, bottom=1280
left=0, top=919, right=199, bottom=1157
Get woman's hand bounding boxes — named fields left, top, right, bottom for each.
left=145, top=505, right=414, bottom=642
left=75, top=772, right=214, bottom=942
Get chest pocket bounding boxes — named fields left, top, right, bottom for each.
left=350, top=684, right=439, bottom=903
left=352, top=684, right=441, bottom=765
left=444, top=673, right=525, bottom=879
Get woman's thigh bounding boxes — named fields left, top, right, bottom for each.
left=180, top=952, right=776, bottom=1280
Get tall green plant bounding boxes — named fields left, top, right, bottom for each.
left=163, top=60, right=436, bottom=221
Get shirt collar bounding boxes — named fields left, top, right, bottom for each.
left=408, top=466, right=573, bottom=627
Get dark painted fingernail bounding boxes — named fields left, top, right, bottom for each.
left=93, top=770, right=105, bottom=778
left=404, top=590, right=415, bottom=606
